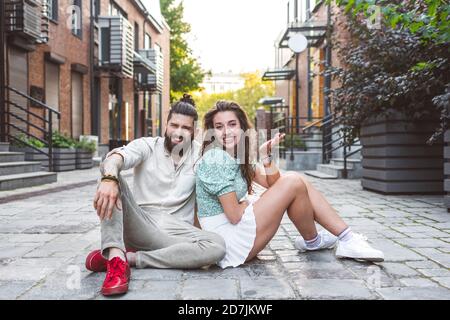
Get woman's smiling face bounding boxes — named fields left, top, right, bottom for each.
left=212, top=111, right=242, bottom=150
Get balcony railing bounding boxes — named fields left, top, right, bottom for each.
left=134, top=48, right=163, bottom=93
left=5, top=0, right=47, bottom=43
left=96, top=15, right=134, bottom=78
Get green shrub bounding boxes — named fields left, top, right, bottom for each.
left=52, top=131, right=76, bottom=148
left=283, top=134, right=307, bottom=150
left=75, top=137, right=96, bottom=153
left=12, top=133, right=47, bottom=149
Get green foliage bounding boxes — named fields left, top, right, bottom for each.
left=328, top=0, right=450, bottom=44
left=75, top=137, right=96, bottom=153
left=160, top=0, right=208, bottom=101
left=324, top=1, right=450, bottom=145
left=193, top=71, right=275, bottom=125
left=13, top=133, right=47, bottom=149
left=52, top=131, right=76, bottom=148
left=283, top=134, right=307, bottom=150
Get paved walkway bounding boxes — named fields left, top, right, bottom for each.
left=0, top=174, right=450, bottom=300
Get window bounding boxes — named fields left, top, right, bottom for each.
left=134, top=22, right=140, bottom=50
left=70, top=0, right=82, bottom=38
left=93, top=0, right=100, bottom=18
left=144, top=33, right=152, bottom=49
left=45, top=0, right=58, bottom=22
left=109, top=1, right=127, bottom=19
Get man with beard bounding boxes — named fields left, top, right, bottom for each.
left=86, top=94, right=226, bottom=296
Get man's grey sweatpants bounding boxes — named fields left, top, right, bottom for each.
left=100, top=175, right=226, bottom=269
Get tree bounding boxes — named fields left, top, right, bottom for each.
left=193, top=71, right=275, bottom=124
left=160, top=0, right=208, bottom=101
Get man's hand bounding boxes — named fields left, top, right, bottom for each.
left=93, top=180, right=122, bottom=221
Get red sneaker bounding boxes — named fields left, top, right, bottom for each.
left=85, top=249, right=136, bottom=272
left=85, top=250, right=107, bottom=272
left=101, top=257, right=131, bottom=296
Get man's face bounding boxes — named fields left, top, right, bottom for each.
left=164, top=113, right=195, bottom=151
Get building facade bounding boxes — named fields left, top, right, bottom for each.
left=1, top=0, right=170, bottom=155
left=201, top=72, right=245, bottom=94
left=263, top=0, right=349, bottom=129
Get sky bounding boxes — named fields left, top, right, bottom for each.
left=179, top=0, right=285, bottom=74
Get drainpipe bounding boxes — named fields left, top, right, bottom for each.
left=0, top=1, right=6, bottom=142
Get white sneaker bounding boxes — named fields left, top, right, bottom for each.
left=294, top=230, right=338, bottom=253
left=335, top=233, right=384, bottom=262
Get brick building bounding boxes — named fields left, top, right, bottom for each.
left=263, top=0, right=349, bottom=128
left=1, top=0, right=170, bottom=156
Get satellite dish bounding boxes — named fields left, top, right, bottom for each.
left=288, top=33, right=308, bottom=53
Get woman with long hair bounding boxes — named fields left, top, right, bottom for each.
left=195, top=100, right=384, bottom=268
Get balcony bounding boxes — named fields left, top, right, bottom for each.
left=278, top=18, right=328, bottom=49
left=134, top=49, right=163, bottom=94
left=96, top=16, right=134, bottom=78
left=5, top=0, right=47, bottom=44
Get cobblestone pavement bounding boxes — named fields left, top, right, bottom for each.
left=1, top=175, right=450, bottom=300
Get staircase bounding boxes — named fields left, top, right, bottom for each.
left=298, top=113, right=363, bottom=179
left=0, top=142, right=57, bottom=191
left=305, top=157, right=362, bottom=179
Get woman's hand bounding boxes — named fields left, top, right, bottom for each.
left=259, top=133, right=286, bottom=159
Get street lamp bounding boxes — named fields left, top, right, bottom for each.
left=287, top=33, right=307, bottom=134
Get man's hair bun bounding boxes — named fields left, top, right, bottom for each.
left=180, top=93, right=196, bottom=107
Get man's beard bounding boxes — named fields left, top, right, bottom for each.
left=164, top=132, right=193, bottom=158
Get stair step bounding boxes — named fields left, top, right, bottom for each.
left=0, top=152, right=25, bottom=163
left=0, top=143, right=9, bottom=152
left=331, top=158, right=361, bottom=162
left=304, top=170, right=338, bottom=179
left=0, top=161, right=43, bottom=176
left=316, top=164, right=346, bottom=178
left=0, top=171, right=57, bottom=191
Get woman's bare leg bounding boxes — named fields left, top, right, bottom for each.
left=246, top=174, right=317, bottom=261
left=284, top=172, right=348, bottom=236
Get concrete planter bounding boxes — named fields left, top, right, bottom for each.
left=52, top=147, right=77, bottom=171
left=279, top=149, right=322, bottom=171
left=9, top=146, right=77, bottom=172
left=76, top=148, right=94, bottom=169
left=360, top=110, right=443, bottom=195
left=443, top=130, right=450, bottom=211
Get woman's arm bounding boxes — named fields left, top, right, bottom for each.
left=218, top=192, right=249, bottom=225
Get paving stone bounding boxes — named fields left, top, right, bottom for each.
left=131, top=269, right=183, bottom=281
left=413, top=248, right=450, bottom=268
left=417, top=268, right=450, bottom=278
left=369, top=239, right=426, bottom=262
left=376, top=286, right=450, bottom=300
left=431, top=277, right=450, bottom=289
left=240, top=277, right=296, bottom=299
left=296, top=279, right=375, bottom=299
left=181, top=279, right=238, bottom=300
left=405, top=260, right=441, bottom=269
left=379, top=263, right=420, bottom=278
left=399, top=278, right=439, bottom=287
left=0, top=281, right=36, bottom=299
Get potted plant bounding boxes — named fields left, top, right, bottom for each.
left=325, top=3, right=449, bottom=194
left=51, top=131, right=77, bottom=172
left=75, top=137, right=96, bottom=169
left=10, top=134, right=50, bottom=169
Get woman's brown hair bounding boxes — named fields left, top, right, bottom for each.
left=200, top=100, right=255, bottom=194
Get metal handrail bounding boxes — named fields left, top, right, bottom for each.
left=8, top=86, right=60, bottom=116
left=302, top=113, right=334, bottom=133
left=3, top=85, right=61, bottom=171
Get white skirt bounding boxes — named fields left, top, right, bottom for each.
left=199, top=201, right=257, bottom=269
